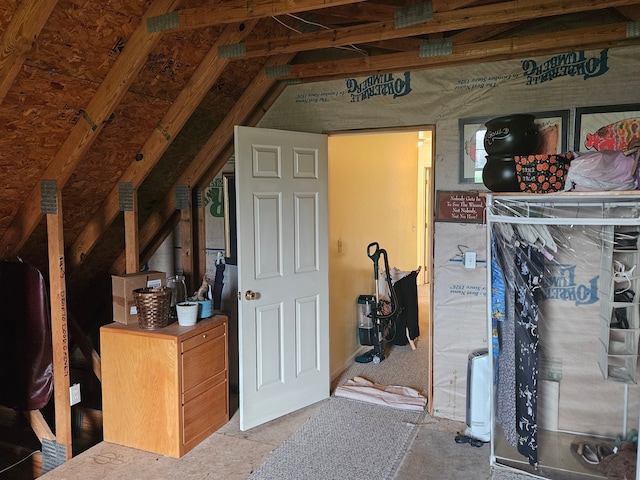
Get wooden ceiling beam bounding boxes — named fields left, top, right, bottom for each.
left=450, top=22, right=523, bottom=45
left=67, top=21, right=258, bottom=270
left=0, top=0, right=57, bottom=105
left=304, top=3, right=398, bottom=22
left=146, top=0, right=366, bottom=32
left=360, top=37, right=422, bottom=53
left=0, top=0, right=181, bottom=257
left=615, top=4, right=640, bottom=19
left=431, top=0, right=483, bottom=12
left=269, top=22, right=638, bottom=82
left=111, top=53, right=296, bottom=275
left=219, top=0, right=640, bottom=59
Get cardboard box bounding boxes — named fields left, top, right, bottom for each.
left=112, top=271, right=166, bottom=324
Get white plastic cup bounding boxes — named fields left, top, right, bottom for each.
left=176, top=302, right=198, bottom=326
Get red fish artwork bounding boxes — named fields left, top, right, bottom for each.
left=584, top=118, right=640, bottom=151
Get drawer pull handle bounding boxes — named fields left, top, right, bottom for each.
left=202, top=334, right=207, bottom=339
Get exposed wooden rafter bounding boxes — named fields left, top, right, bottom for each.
left=267, top=22, right=639, bottom=82
left=67, top=21, right=258, bottom=270
left=0, top=0, right=57, bottom=105
left=146, top=0, right=367, bottom=32
left=111, top=53, right=296, bottom=275
left=615, top=4, right=640, bottom=19
left=215, top=0, right=640, bottom=59
left=0, top=0, right=181, bottom=257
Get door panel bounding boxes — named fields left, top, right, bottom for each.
left=235, top=126, right=329, bottom=431
left=295, top=193, right=319, bottom=272
left=256, top=303, right=283, bottom=388
left=254, top=193, right=281, bottom=278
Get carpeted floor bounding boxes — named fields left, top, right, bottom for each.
left=247, top=395, right=423, bottom=480
left=332, top=340, right=429, bottom=394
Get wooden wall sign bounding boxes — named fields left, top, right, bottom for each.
left=436, top=191, right=485, bottom=223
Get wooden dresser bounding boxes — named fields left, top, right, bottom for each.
left=100, top=315, right=229, bottom=457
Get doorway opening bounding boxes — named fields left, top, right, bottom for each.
left=327, top=127, right=435, bottom=406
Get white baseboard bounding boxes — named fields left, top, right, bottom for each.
left=330, top=345, right=371, bottom=383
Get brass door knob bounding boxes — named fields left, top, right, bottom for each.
left=245, top=290, right=257, bottom=300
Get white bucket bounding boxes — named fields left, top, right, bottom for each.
left=176, top=302, right=198, bottom=326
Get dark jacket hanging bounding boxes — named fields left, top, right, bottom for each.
left=0, top=261, right=54, bottom=411
left=391, top=270, right=419, bottom=345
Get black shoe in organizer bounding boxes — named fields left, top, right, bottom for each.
left=612, top=289, right=635, bottom=329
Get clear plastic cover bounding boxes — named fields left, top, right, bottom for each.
left=486, top=193, right=640, bottom=477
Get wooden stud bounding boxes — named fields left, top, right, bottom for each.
left=45, top=185, right=72, bottom=460
left=124, top=196, right=139, bottom=275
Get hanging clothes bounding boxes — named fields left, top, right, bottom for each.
left=491, top=235, right=506, bottom=369
left=493, top=222, right=546, bottom=463
left=391, top=270, right=419, bottom=345
left=212, top=262, right=226, bottom=310
left=0, top=260, right=53, bottom=411
left=514, top=244, right=545, bottom=468
left=493, top=228, right=518, bottom=448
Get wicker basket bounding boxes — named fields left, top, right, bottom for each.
left=133, top=286, right=172, bottom=329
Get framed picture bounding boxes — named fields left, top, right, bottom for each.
left=574, top=104, right=640, bottom=152
left=459, top=110, right=569, bottom=184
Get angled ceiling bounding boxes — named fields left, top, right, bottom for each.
left=0, top=0, right=639, bottom=324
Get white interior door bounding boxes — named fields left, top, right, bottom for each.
left=234, top=125, right=329, bottom=431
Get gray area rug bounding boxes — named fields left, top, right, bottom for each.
left=248, top=396, right=423, bottom=480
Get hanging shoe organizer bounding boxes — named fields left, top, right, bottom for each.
left=599, top=222, right=640, bottom=384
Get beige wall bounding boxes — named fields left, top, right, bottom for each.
left=328, top=132, right=419, bottom=377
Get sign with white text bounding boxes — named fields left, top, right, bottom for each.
left=436, top=191, right=485, bottom=223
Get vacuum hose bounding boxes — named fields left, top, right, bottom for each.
left=366, top=242, right=399, bottom=320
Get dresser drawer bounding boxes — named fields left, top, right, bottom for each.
left=182, top=379, right=228, bottom=445
left=181, top=326, right=227, bottom=393
left=182, top=323, right=225, bottom=353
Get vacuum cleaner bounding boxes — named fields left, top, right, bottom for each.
left=356, top=242, right=399, bottom=364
